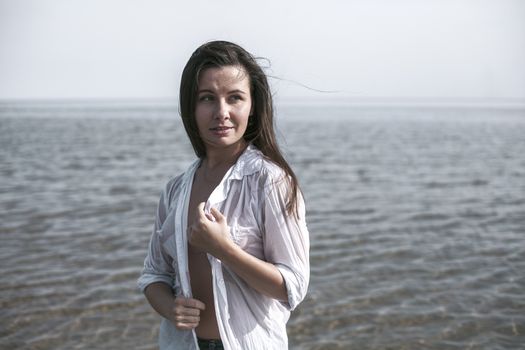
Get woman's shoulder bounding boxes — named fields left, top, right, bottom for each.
left=158, top=173, right=184, bottom=209
left=163, top=159, right=200, bottom=193
left=164, top=172, right=185, bottom=191
left=259, top=157, right=287, bottom=180
left=241, top=145, right=287, bottom=183
left=250, top=157, right=290, bottom=195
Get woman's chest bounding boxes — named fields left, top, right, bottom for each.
left=161, top=178, right=266, bottom=260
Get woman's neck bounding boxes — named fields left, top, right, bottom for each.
left=203, top=141, right=247, bottom=170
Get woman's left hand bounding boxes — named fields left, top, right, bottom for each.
left=189, top=202, right=232, bottom=258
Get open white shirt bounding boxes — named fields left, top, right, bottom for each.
left=137, top=144, right=310, bottom=350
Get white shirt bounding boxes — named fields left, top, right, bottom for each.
left=137, top=144, right=310, bottom=350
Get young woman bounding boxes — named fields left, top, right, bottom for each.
left=138, top=41, right=310, bottom=350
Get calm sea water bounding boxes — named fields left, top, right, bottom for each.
left=1, top=102, right=524, bottom=349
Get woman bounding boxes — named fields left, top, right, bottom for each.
left=138, top=41, right=310, bottom=350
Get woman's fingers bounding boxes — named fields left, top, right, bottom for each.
left=196, top=202, right=206, bottom=220
left=175, top=314, right=200, bottom=323
left=185, top=298, right=206, bottom=310
left=172, top=297, right=206, bottom=329
left=174, top=313, right=200, bottom=329
left=175, top=298, right=205, bottom=313
left=196, top=202, right=222, bottom=222
left=174, top=320, right=200, bottom=330
left=210, top=207, right=226, bottom=223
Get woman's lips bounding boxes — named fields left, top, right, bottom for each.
left=210, top=126, right=233, bottom=136
left=210, top=126, right=233, bottom=131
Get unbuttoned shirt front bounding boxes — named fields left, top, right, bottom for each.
left=138, top=145, right=310, bottom=350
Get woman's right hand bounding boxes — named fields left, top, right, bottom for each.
left=172, top=296, right=206, bottom=330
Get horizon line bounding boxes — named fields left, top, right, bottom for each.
left=1, top=96, right=525, bottom=109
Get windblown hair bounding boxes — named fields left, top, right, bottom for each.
left=179, top=40, right=300, bottom=216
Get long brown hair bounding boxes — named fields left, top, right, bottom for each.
left=179, top=40, right=300, bottom=216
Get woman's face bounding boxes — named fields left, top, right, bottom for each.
left=195, top=65, right=252, bottom=155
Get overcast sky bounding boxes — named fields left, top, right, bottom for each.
left=1, top=0, right=524, bottom=102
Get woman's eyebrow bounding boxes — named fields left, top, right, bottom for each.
left=197, top=89, right=248, bottom=94
left=228, top=89, right=248, bottom=94
left=197, top=89, right=214, bottom=94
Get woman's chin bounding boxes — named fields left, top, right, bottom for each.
left=204, top=138, right=247, bottom=153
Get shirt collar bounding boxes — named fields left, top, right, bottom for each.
left=228, top=143, right=263, bottom=180
left=203, top=144, right=263, bottom=210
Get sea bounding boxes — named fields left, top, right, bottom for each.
left=1, top=101, right=524, bottom=349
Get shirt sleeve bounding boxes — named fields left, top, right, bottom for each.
left=137, top=185, right=175, bottom=293
left=262, top=171, right=310, bottom=311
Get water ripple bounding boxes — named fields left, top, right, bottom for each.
left=2, top=106, right=525, bottom=349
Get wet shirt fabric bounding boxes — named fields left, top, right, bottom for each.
left=137, top=144, right=310, bottom=350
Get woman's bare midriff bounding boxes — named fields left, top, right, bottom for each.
left=188, top=244, right=220, bottom=339
left=187, top=166, right=222, bottom=340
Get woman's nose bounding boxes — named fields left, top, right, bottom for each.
left=215, top=99, right=230, bottom=120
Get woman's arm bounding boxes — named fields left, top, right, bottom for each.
left=144, top=282, right=177, bottom=321
left=189, top=204, right=288, bottom=301
left=137, top=188, right=174, bottom=292
left=139, top=177, right=206, bottom=329
left=221, top=240, right=288, bottom=301
left=144, top=282, right=205, bottom=330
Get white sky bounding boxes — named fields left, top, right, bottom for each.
left=1, top=0, right=524, bottom=101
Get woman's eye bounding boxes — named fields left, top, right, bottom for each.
left=229, top=95, right=243, bottom=102
left=199, top=95, right=214, bottom=102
